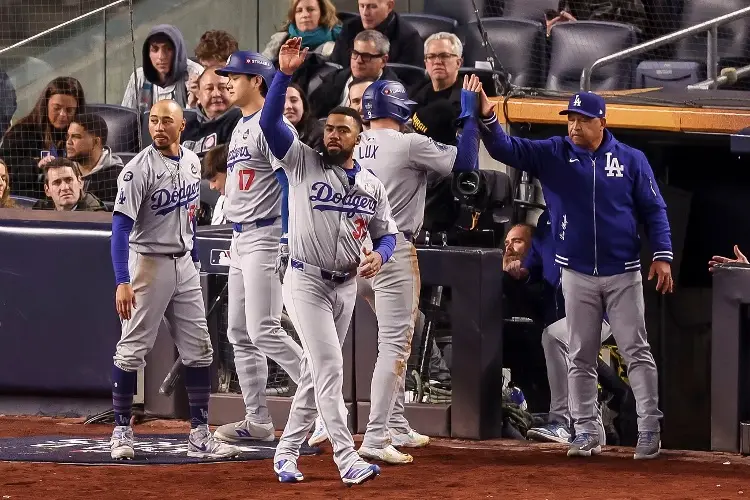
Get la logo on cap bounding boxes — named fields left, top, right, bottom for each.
left=573, top=95, right=582, bottom=106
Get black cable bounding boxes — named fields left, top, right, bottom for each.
left=470, top=0, right=510, bottom=96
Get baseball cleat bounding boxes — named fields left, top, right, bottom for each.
left=527, top=422, right=572, bottom=444
left=214, top=419, right=275, bottom=443
left=634, top=431, right=661, bottom=460
left=389, top=428, right=430, bottom=448
left=187, top=425, right=242, bottom=459
left=110, top=425, right=134, bottom=459
left=342, top=460, right=381, bottom=486
left=567, top=432, right=602, bottom=457
left=358, top=444, right=413, bottom=464
left=274, top=459, right=304, bottom=483
left=307, top=416, right=329, bottom=447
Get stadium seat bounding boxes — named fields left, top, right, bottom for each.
left=457, top=18, right=547, bottom=88
left=458, top=67, right=505, bottom=97
left=117, top=152, right=137, bottom=166
left=675, top=0, right=750, bottom=65
left=9, top=195, right=37, bottom=209
left=82, top=104, right=140, bottom=154
left=337, top=11, right=359, bottom=23
left=401, top=13, right=458, bottom=42
left=635, top=61, right=702, bottom=89
left=423, top=0, right=488, bottom=25
left=546, top=21, right=638, bottom=91
left=306, top=61, right=343, bottom=96
left=501, top=0, right=559, bottom=22
left=387, top=63, right=428, bottom=88
left=140, top=108, right=199, bottom=150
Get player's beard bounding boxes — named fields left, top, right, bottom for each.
left=503, top=253, right=520, bottom=268
left=322, top=145, right=353, bottom=165
left=68, top=151, right=90, bottom=164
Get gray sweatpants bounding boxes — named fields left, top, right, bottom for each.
left=561, top=268, right=662, bottom=435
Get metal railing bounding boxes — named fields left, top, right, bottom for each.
left=580, top=5, right=750, bottom=91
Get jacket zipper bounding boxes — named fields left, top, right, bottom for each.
left=592, top=158, right=598, bottom=276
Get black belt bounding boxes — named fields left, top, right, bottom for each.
left=290, top=259, right=355, bottom=284
left=232, top=217, right=278, bottom=233
left=142, top=251, right=187, bottom=259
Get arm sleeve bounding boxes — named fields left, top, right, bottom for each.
left=522, top=236, right=544, bottom=284
left=113, top=163, right=147, bottom=221
left=367, top=182, right=400, bottom=240
left=453, top=118, right=480, bottom=172
left=633, top=152, right=673, bottom=263
left=111, top=212, right=135, bottom=285
left=480, top=112, right=558, bottom=180
left=408, top=134, right=457, bottom=177
left=191, top=217, right=199, bottom=262
left=275, top=169, right=290, bottom=244
left=372, top=234, right=396, bottom=263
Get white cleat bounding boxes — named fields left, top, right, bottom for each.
left=187, top=425, right=242, bottom=459
left=342, top=460, right=381, bottom=486
left=358, top=444, right=413, bottom=464
left=390, top=429, right=430, bottom=448
left=110, top=425, right=134, bottom=460
left=307, top=416, right=329, bottom=447
left=214, top=419, right=275, bottom=443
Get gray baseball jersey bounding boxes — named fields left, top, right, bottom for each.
left=355, top=129, right=457, bottom=235
left=224, top=112, right=297, bottom=224
left=277, top=139, right=398, bottom=271
left=114, top=145, right=201, bottom=254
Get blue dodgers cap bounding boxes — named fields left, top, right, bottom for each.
left=559, top=92, right=606, bottom=119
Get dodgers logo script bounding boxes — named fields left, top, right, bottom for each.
left=151, top=180, right=200, bottom=215
left=227, top=146, right=252, bottom=172
left=309, top=181, right=376, bottom=218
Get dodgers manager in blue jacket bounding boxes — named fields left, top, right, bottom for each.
left=480, top=91, right=673, bottom=460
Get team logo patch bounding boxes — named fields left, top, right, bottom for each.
left=429, top=138, right=450, bottom=152
left=191, top=163, right=199, bottom=175
left=363, top=182, right=376, bottom=196
left=123, top=171, right=133, bottom=182
left=210, top=249, right=231, bottom=267
left=242, top=129, right=250, bottom=140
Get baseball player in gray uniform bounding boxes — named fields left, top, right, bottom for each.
left=259, top=37, right=399, bottom=486
left=109, top=100, right=240, bottom=460
left=211, top=52, right=306, bottom=443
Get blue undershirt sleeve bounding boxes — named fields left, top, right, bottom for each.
left=111, top=212, right=135, bottom=285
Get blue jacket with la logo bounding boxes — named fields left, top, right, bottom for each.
left=482, top=114, right=672, bottom=277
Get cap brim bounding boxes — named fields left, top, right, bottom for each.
left=559, top=108, right=601, bottom=118
left=214, top=65, right=242, bottom=76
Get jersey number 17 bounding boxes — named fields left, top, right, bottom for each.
left=238, top=169, right=255, bottom=191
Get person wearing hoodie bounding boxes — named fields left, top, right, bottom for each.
left=478, top=90, right=673, bottom=461
left=66, top=112, right=124, bottom=203
left=121, top=24, right=203, bottom=112
left=181, top=67, right=241, bottom=156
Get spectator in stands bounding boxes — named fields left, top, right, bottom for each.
left=504, top=223, right=533, bottom=273
left=0, top=159, right=14, bottom=208
left=33, top=158, right=106, bottom=212
left=0, top=69, right=16, bottom=138
left=409, top=33, right=463, bottom=118
left=194, top=29, right=239, bottom=68
left=330, top=0, right=423, bottom=68
left=545, top=0, right=647, bottom=36
left=346, top=76, right=375, bottom=128
left=121, top=24, right=203, bottom=112
left=66, top=112, right=124, bottom=203
left=181, top=68, right=242, bottom=156
left=0, top=76, right=86, bottom=199
left=309, top=29, right=400, bottom=118
left=262, top=0, right=342, bottom=61
left=709, top=245, right=749, bottom=270
left=285, top=83, right=323, bottom=150
left=201, top=143, right=228, bottom=225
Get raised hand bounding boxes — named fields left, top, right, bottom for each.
left=463, top=74, right=483, bottom=93
left=278, top=37, right=309, bottom=76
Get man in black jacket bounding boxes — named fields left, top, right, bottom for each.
left=309, top=30, right=401, bottom=119
left=330, top=0, right=423, bottom=68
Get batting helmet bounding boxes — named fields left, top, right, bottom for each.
left=215, top=50, right=276, bottom=87
left=361, top=80, right=417, bottom=124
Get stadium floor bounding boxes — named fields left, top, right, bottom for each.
left=0, top=416, right=748, bottom=499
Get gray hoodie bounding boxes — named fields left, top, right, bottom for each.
left=121, top=24, right=203, bottom=111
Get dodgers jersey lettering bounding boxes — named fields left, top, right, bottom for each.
left=277, top=140, right=398, bottom=271
left=355, top=129, right=456, bottom=235
left=114, top=146, right=201, bottom=254
left=224, top=112, right=297, bottom=224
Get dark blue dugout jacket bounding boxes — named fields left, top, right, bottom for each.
left=483, top=113, right=672, bottom=277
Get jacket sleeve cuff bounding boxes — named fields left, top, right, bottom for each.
left=482, top=112, right=498, bottom=126
left=653, top=251, right=673, bottom=262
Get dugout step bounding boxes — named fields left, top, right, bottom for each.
left=356, top=402, right=450, bottom=438
left=209, top=393, right=356, bottom=433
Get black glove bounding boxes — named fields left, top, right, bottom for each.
left=275, top=240, right=289, bottom=285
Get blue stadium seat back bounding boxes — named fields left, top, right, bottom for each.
left=424, top=0, right=490, bottom=25
left=457, top=18, right=547, bottom=88
left=140, top=108, right=199, bottom=150
left=401, top=13, right=458, bottom=42
left=82, top=103, right=140, bottom=154
left=501, top=0, right=559, bottom=22
left=546, top=21, right=638, bottom=91
left=387, top=63, right=428, bottom=88
left=306, top=61, right=343, bottom=96
left=676, top=0, right=750, bottom=64
left=635, top=61, right=702, bottom=89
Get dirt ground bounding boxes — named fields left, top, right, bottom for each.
left=0, top=416, right=749, bottom=500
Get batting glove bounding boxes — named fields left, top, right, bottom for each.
left=275, top=234, right=290, bottom=284
left=194, top=260, right=201, bottom=272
